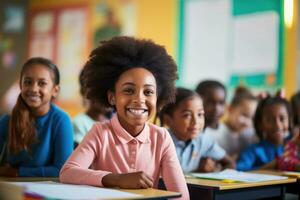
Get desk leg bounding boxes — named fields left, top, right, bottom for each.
left=286, top=181, right=300, bottom=200
left=188, top=185, right=214, bottom=200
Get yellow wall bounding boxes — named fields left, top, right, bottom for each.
left=135, top=0, right=177, bottom=58
left=284, top=0, right=298, bottom=98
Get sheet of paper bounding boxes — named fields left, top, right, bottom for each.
left=2, top=181, right=142, bottom=200
left=190, top=169, right=288, bottom=183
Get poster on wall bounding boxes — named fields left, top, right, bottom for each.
left=29, top=12, right=55, bottom=59
left=231, top=12, right=279, bottom=75
left=3, top=5, right=24, bottom=33
left=56, top=8, right=88, bottom=101
left=0, top=3, right=27, bottom=114
left=28, top=6, right=88, bottom=115
left=180, top=0, right=231, bottom=87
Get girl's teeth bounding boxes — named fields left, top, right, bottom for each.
left=29, top=96, right=39, bottom=101
left=128, top=109, right=147, bottom=116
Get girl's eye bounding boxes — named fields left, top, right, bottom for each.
left=182, top=113, right=192, bottom=119
left=279, top=115, right=288, bottom=122
left=198, top=112, right=205, bottom=118
left=144, top=89, right=154, bottom=96
left=123, top=88, right=134, bottom=94
left=23, top=80, right=31, bottom=85
left=39, top=81, right=47, bottom=87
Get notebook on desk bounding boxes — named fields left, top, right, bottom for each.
left=189, top=169, right=288, bottom=183
left=0, top=181, right=142, bottom=200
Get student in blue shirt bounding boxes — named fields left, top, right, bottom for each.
left=159, top=87, right=234, bottom=173
left=72, top=68, right=113, bottom=147
left=0, top=57, right=73, bottom=177
left=236, top=95, right=292, bottom=171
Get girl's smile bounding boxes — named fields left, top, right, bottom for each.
left=126, top=107, right=148, bottom=117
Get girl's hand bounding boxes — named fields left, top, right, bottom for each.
left=260, top=160, right=277, bottom=169
left=0, top=165, right=18, bottom=177
left=291, top=126, right=300, bottom=145
left=102, top=171, right=153, bottom=189
left=198, top=157, right=216, bottom=172
left=219, top=155, right=236, bottom=170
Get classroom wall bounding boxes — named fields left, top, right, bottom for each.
left=297, top=0, right=300, bottom=90
left=0, top=0, right=177, bottom=116
left=0, top=0, right=29, bottom=114
left=0, top=0, right=298, bottom=116
left=284, top=0, right=298, bottom=98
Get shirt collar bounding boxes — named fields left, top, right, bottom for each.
left=111, top=114, right=150, bottom=144
left=169, top=129, right=196, bottom=148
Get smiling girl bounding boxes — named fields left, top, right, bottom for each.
left=236, top=96, right=292, bottom=171
left=59, top=37, right=189, bottom=200
left=0, top=57, right=73, bottom=177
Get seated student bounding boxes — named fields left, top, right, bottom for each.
left=0, top=57, right=73, bottom=177
left=213, top=86, right=258, bottom=160
left=73, top=68, right=113, bottom=147
left=276, top=91, right=300, bottom=171
left=291, top=91, right=300, bottom=129
left=59, top=37, right=189, bottom=200
left=277, top=129, right=300, bottom=171
left=160, top=87, right=234, bottom=173
left=195, top=80, right=227, bottom=140
left=236, top=95, right=292, bottom=171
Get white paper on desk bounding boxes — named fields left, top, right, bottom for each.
left=3, top=181, right=142, bottom=200
left=190, top=169, right=288, bottom=183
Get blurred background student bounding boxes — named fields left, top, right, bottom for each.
left=276, top=91, right=300, bottom=171
left=72, top=68, right=113, bottom=147
left=236, top=95, right=292, bottom=171
left=277, top=127, right=300, bottom=171
left=160, top=87, right=234, bottom=173
left=195, top=80, right=227, bottom=139
left=291, top=91, right=300, bottom=130
left=212, top=86, right=258, bottom=160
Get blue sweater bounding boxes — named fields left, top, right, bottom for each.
left=236, top=140, right=283, bottom=171
left=0, top=104, right=73, bottom=177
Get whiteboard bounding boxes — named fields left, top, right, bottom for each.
left=180, top=0, right=280, bottom=88
left=231, top=12, right=279, bottom=75
left=181, top=0, right=232, bottom=87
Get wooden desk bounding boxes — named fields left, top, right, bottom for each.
left=186, top=174, right=296, bottom=200
left=120, top=188, right=181, bottom=200
left=254, top=170, right=300, bottom=200
left=0, top=177, right=181, bottom=200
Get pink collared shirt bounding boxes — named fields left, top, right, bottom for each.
left=60, top=114, right=189, bottom=200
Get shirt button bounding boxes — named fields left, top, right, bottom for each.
left=131, top=164, right=134, bottom=168
left=133, top=140, right=137, bottom=144
left=132, top=151, right=136, bottom=155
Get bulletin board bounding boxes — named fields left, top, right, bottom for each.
left=177, top=0, right=283, bottom=93
left=0, top=1, right=28, bottom=114
left=27, top=5, right=89, bottom=116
